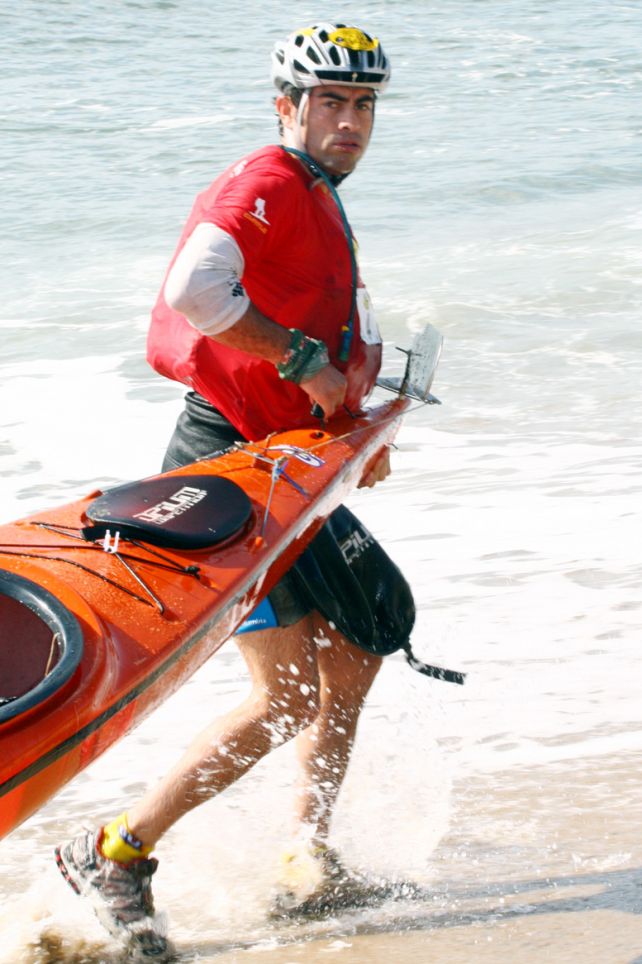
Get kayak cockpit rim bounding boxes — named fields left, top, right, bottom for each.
left=0, top=571, right=83, bottom=725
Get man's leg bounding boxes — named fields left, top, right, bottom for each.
left=126, top=617, right=321, bottom=847
left=292, top=616, right=382, bottom=846
left=55, top=616, right=322, bottom=952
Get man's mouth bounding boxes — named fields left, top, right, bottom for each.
left=332, top=139, right=361, bottom=154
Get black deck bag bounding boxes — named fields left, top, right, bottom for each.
left=292, top=505, right=464, bottom=685
left=293, top=504, right=414, bottom=657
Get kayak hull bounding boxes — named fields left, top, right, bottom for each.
left=0, top=400, right=407, bottom=839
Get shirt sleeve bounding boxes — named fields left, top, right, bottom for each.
left=163, top=223, right=250, bottom=335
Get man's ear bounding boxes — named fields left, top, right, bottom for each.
left=275, top=94, right=297, bottom=131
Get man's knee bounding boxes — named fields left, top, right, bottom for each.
left=237, top=618, right=322, bottom=729
left=248, top=675, right=321, bottom=743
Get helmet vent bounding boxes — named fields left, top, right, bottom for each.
left=329, top=45, right=341, bottom=66
left=318, top=29, right=329, bottom=42
left=307, top=45, right=321, bottom=65
left=293, top=58, right=311, bottom=76
left=294, top=34, right=304, bottom=47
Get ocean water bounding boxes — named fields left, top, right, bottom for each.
left=1, top=1, right=641, bottom=960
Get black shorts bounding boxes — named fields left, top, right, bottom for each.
left=162, top=392, right=310, bottom=629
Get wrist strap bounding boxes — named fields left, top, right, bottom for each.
left=277, top=329, right=330, bottom=384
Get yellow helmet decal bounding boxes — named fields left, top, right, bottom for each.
left=329, top=27, right=379, bottom=52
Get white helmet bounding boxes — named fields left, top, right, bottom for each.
left=272, top=23, right=391, bottom=95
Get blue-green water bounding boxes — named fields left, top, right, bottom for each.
left=2, top=2, right=641, bottom=466
left=1, top=3, right=641, bottom=960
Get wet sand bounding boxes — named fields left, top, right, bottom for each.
left=190, top=750, right=642, bottom=963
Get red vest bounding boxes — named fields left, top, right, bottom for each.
left=147, top=146, right=381, bottom=440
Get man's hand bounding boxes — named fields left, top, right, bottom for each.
left=358, top=445, right=391, bottom=489
left=301, top=364, right=347, bottom=418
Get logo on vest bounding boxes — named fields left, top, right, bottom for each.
left=251, top=197, right=269, bottom=224
left=243, top=197, right=270, bottom=234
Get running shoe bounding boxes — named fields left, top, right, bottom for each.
left=55, top=830, right=173, bottom=960
left=271, top=841, right=423, bottom=917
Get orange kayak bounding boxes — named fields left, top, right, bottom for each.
left=0, top=399, right=409, bottom=840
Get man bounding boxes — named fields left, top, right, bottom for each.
left=55, top=23, right=401, bottom=959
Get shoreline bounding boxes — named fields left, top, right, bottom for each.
left=5, top=745, right=642, bottom=963
left=191, top=749, right=642, bottom=963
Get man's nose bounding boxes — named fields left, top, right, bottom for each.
left=337, top=108, right=362, bottom=130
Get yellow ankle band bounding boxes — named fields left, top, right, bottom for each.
left=100, top=813, right=153, bottom=863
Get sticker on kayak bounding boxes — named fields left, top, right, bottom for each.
left=269, top=445, right=325, bottom=468
left=133, top=486, right=208, bottom=526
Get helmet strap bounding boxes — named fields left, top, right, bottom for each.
left=293, top=90, right=309, bottom=153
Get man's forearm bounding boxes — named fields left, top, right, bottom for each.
left=208, top=303, right=290, bottom=364
left=213, top=304, right=347, bottom=417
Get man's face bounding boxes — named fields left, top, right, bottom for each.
left=280, top=85, right=375, bottom=176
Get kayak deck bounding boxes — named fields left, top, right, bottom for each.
left=0, top=401, right=407, bottom=838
